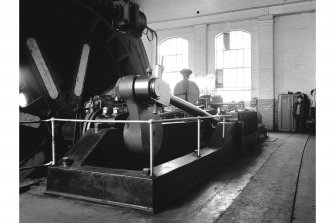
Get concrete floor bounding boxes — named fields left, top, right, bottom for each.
left=20, top=132, right=315, bottom=223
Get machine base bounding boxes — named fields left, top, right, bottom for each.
left=46, top=146, right=236, bottom=212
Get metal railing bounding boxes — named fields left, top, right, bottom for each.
left=20, top=115, right=229, bottom=177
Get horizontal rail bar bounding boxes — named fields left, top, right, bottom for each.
left=19, top=118, right=150, bottom=124
left=51, top=118, right=150, bottom=124
left=19, top=120, right=44, bottom=124
left=20, top=161, right=53, bottom=171
left=152, top=115, right=231, bottom=123
left=19, top=115, right=231, bottom=125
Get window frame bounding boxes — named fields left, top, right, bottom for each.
left=215, top=30, right=251, bottom=102
left=158, top=37, right=189, bottom=92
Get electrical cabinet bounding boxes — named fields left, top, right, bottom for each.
left=278, top=94, right=300, bottom=132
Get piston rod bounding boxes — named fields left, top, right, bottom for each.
left=170, top=95, right=217, bottom=123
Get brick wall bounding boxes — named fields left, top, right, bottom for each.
left=257, top=16, right=274, bottom=130
left=274, top=12, right=316, bottom=97
left=258, top=99, right=275, bottom=130
left=194, top=24, right=207, bottom=76
left=274, top=99, right=279, bottom=130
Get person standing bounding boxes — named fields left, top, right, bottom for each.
left=310, top=88, right=316, bottom=120
left=293, top=95, right=306, bottom=133
left=173, top=69, right=200, bottom=104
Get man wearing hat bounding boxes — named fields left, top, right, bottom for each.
left=173, top=69, right=200, bottom=104
left=293, top=95, right=307, bottom=133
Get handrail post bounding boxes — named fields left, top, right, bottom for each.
left=51, top=117, right=56, bottom=165
left=222, top=116, right=225, bottom=139
left=197, top=116, right=201, bottom=157
left=149, top=119, right=155, bottom=177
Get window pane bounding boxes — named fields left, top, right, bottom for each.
left=177, top=54, right=182, bottom=70
left=223, top=69, right=229, bottom=89
left=216, top=50, right=223, bottom=69
left=165, top=39, right=171, bottom=55
left=229, top=69, right=237, bottom=89
left=230, top=31, right=237, bottom=49
left=216, top=34, right=224, bottom=51
left=182, top=54, right=188, bottom=68
left=172, top=56, right=176, bottom=71
left=230, top=50, right=237, bottom=68
left=165, top=56, right=171, bottom=72
left=243, top=32, right=251, bottom=49
left=232, top=69, right=238, bottom=89
left=160, top=41, right=165, bottom=52
left=236, top=49, right=243, bottom=67
left=171, top=38, right=176, bottom=54
left=236, top=31, right=244, bottom=49
left=172, top=38, right=176, bottom=54
left=171, top=56, right=177, bottom=71
left=182, top=40, right=188, bottom=54
left=223, top=50, right=230, bottom=68
left=236, top=68, right=243, bottom=88
left=244, top=68, right=251, bottom=89
left=242, top=68, right=247, bottom=89
left=164, top=55, right=168, bottom=71
left=244, top=48, right=251, bottom=67
left=169, top=55, right=174, bottom=72
left=176, top=38, right=182, bottom=54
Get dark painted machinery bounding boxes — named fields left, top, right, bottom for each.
left=20, top=0, right=265, bottom=211
left=20, top=0, right=151, bottom=182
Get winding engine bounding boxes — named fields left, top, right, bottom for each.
left=20, top=0, right=264, bottom=212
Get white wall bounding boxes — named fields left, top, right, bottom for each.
left=135, top=0, right=313, bottom=23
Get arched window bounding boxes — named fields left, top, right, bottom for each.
left=215, top=31, right=251, bottom=102
left=158, top=37, right=188, bottom=92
